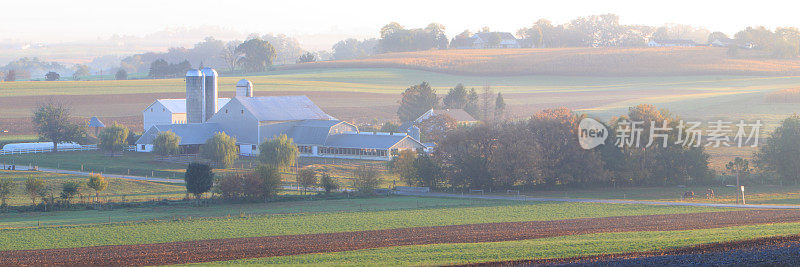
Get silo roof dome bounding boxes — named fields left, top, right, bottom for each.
left=236, top=79, right=252, bottom=87
left=200, top=67, right=217, bottom=76
left=186, top=69, right=203, bottom=77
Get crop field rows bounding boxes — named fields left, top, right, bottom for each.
left=3, top=209, right=800, bottom=265
left=1, top=68, right=799, bottom=135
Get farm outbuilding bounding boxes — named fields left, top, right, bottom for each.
left=135, top=68, right=426, bottom=160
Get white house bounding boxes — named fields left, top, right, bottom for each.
left=451, top=32, right=521, bottom=49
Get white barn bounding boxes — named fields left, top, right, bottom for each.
left=142, top=98, right=230, bottom=130
left=136, top=69, right=426, bottom=161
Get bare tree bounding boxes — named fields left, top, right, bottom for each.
left=221, top=40, right=242, bottom=71
left=481, top=85, right=494, bottom=121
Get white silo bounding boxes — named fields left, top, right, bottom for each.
left=201, top=67, right=218, bottom=122
left=185, top=69, right=205, bottom=124
left=236, top=79, right=253, bottom=97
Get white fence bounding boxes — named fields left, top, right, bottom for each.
left=0, top=145, right=135, bottom=155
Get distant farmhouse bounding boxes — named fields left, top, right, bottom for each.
left=135, top=68, right=426, bottom=160
left=647, top=39, right=698, bottom=47
left=451, top=32, right=523, bottom=49
left=399, top=108, right=478, bottom=133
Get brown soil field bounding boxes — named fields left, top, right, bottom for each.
left=0, top=91, right=401, bottom=135
left=281, top=47, right=800, bottom=76
left=2, top=209, right=800, bottom=266
left=465, top=234, right=800, bottom=266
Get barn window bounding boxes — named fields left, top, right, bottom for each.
left=141, top=145, right=145, bottom=150
left=150, top=108, right=153, bottom=112
left=251, top=144, right=256, bottom=150
left=241, top=110, right=244, bottom=114
left=225, top=109, right=228, bottom=114
left=162, top=108, right=165, bottom=112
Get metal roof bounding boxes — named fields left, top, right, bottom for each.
left=238, top=96, right=334, bottom=121
left=186, top=69, right=203, bottom=77
left=432, top=109, right=477, bottom=122
left=87, top=116, right=105, bottom=128
left=138, top=123, right=223, bottom=145
left=324, top=133, right=411, bottom=149
left=287, top=121, right=341, bottom=145
left=152, top=98, right=230, bottom=114
left=200, top=67, right=218, bottom=77
left=236, top=79, right=252, bottom=87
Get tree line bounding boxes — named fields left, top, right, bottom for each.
left=394, top=105, right=800, bottom=191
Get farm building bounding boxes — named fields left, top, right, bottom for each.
left=647, top=39, right=698, bottom=47
left=142, top=98, right=230, bottom=130
left=399, top=108, right=478, bottom=133
left=135, top=68, right=426, bottom=160
left=451, top=32, right=522, bottom=49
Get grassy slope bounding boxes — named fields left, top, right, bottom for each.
left=519, top=183, right=800, bottom=205
left=0, top=151, right=188, bottom=178
left=209, top=222, right=800, bottom=266
left=0, top=200, right=726, bottom=251
left=0, top=170, right=184, bottom=206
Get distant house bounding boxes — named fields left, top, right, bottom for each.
left=710, top=38, right=756, bottom=49
left=451, top=32, right=522, bottom=49
left=647, top=39, right=698, bottom=47
left=414, top=109, right=478, bottom=125
left=399, top=108, right=479, bottom=138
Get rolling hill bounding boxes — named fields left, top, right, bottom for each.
left=280, top=47, right=800, bottom=76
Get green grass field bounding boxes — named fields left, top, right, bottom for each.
left=0, top=198, right=726, bottom=251
left=0, top=151, right=189, bottom=178
left=207, top=222, right=800, bottom=266
left=0, top=170, right=184, bottom=206
left=0, top=196, right=494, bottom=228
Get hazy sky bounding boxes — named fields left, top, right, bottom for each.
left=2, top=0, right=798, bottom=44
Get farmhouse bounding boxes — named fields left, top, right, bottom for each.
left=135, top=68, right=425, bottom=160
left=451, top=32, right=522, bottom=49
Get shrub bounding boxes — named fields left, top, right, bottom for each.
left=297, top=168, right=317, bottom=194
left=390, top=150, right=418, bottom=186
left=86, top=174, right=108, bottom=204
left=60, top=181, right=81, bottom=205
left=0, top=178, right=14, bottom=208
left=258, top=134, right=298, bottom=170
left=185, top=162, right=214, bottom=199
left=153, top=131, right=180, bottom=156
left=320, top=173, right=339, bottom=194
left=201, top=132, right=238, bottom=168
left=218, top=174, right=245, bottom=200
left=24, top=178, right=46, bottom=205
left=98, top=122, right=129, bottom=153
left=255, top=164, right=282, bottom=200
left=353, top=167, right=382, bottom=194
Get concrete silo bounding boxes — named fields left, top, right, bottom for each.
left=236, top=79, right=253, bottom=97
left=201, top=67, right=218, bottom=122
left=185, top=69, right=205, bottom=123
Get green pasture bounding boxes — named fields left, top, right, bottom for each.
left=0, top=151, right=188, bottom=179
left=0, top=199, right=726, bottom=251
left=0, top=170, right=184, bottom=206
left=207, top=222, right=800, bottom=266
left=0, top=196, right=493, bottom=229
